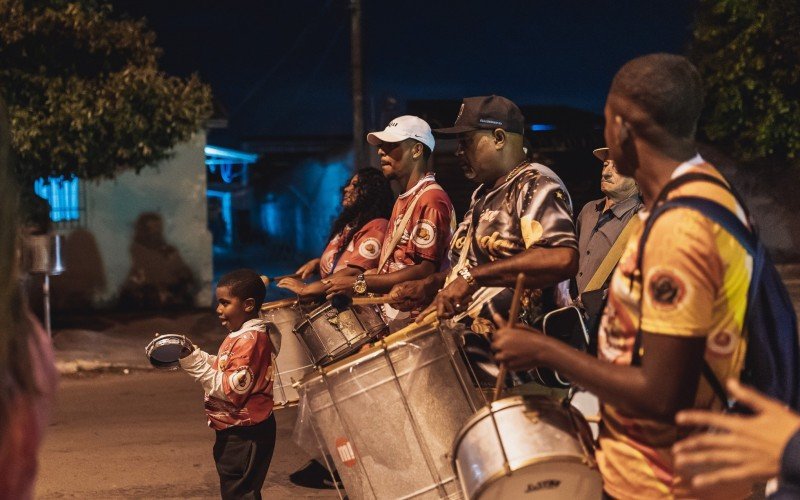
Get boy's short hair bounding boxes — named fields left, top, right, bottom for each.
left=217, top=269, right=266, bottom=309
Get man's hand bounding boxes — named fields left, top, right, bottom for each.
left=673, top=379, right=800, bottom=490
left=389, top=278, right=438, bottom=312
left=419, top=276, right=474, bottom=320
left=277, top=277, right=305, bottom=294
left=491, top=312, right=547, bottom=371
left=323, top=275, right=356, bottom=299
left=296, top=258, right=321, bottom=279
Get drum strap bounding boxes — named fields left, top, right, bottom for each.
left=378, top=183, right=443, bottom=273
left=582, top=215, right=641, bottom=293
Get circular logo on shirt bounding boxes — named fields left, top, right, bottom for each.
left=646, top=267, right=687, bottom=311
left=228, top=367, right=254, bottom=395
left=412, top=220, right=437, bottom=249
left=358, top=238, right=381, bottom=259
left=707, top=330, right=739, bottom=357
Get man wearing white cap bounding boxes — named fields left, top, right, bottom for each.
left=323, top=115, right=455, bottom=329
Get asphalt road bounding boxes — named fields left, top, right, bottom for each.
left=35, top=371, right=339, bottom=499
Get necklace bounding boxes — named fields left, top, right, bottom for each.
left=505, top=160, right=529, bottom=182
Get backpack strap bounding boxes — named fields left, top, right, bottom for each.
left=632, top=173, right=757, bottom=409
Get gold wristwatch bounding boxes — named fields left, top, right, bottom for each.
left=353, top=273, right=368, bottom=295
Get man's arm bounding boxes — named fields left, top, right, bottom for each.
left=471, top=245, right=577, bottom=289
left=324, top=260, right=438, bottom=297
left=492, top=323, right=706, bottom=421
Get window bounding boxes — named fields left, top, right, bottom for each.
left=33, top=176, right=85, bottom=227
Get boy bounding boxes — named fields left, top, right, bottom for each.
left=179, top=268, right=276, bottom=500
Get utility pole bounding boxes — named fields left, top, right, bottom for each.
left=350, top=0, right=366, bottom=169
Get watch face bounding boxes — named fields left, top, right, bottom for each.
left=354, top=282, right=367, bottom=294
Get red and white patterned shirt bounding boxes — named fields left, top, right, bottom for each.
left=319, top=218, right=389, bottom=278
left=380, top=173, right=454, bottom=274
left=180, top=318, right=274, bottom=430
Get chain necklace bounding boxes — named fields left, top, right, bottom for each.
left=505, top=160, right=529, bottom=183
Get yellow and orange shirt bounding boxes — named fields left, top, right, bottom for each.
left=596, top=157, right=751, bottom=499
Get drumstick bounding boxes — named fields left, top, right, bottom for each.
left=350, top=295, right=393, bottom=306
left=260, top=297, right=298, bottom=311
left=260, top=273, right=302, bottom=286
left=493, top=273, right=526, bottom=402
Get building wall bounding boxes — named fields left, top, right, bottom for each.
left=53, top=132, right=213, bottom=309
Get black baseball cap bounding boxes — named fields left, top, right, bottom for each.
left=433, top=95, right=526, bottom=136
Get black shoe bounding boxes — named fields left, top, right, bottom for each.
left=289, top=459, right=343, bottom=490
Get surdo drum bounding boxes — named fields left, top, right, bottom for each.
left=294, top=299, right=387, bottom=366
left=260, top=299, right=315, bottom=408
left=451, top=395, right=602, bottom=500
left=299, top=324, right=482, bottom=499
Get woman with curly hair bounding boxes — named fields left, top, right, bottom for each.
left=0, top=98, right=58, bottom=498
left=278, top=167, right=394, bottom=297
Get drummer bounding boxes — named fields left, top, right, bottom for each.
left=277, top=167, right=393, bottom=298
left=323, top=115, right=455, bottom=330
left=390, top=96, right=578, bottom=331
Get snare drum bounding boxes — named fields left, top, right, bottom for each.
left=260, top=300, right=315, bottom=408
left=298, top=324, right=482, bottom=499
left=294, top=300, right=387, bottom=366
left=451, top=396, right=602, bottom=500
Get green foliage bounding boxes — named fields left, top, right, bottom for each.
left=690, top=0, right=800, bottom=164
left=0, top=0, right=212, bottom=183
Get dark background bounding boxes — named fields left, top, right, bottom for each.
left=109, top=0, right=698, bottom=146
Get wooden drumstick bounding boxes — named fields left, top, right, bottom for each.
left=493, top=273, right=526, bottom=402
left=350, top=295, right=394, bottom=306
left=260, top=297, right=298, bottom=311
left=261, top=273, right=302, bottom=286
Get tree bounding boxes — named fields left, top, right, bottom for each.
left=0, top=0, right=212, bottom=184
left=690, top=0, right=800, bottom=164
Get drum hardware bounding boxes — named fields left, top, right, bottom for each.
left=493, top=273, right=526, bottom=401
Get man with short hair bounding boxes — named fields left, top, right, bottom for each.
left=391, top=96, right=578, bottom=332
left=574, top=147, right=641, bottom=295
left=492, top=53, right=753, bottom=498
left=323, top=115, right=454, bottom=329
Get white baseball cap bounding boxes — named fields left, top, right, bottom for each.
left=366, top=115, right=435, bottom=152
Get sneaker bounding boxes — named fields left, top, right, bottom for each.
left=289, top=459, right=343, bottom=489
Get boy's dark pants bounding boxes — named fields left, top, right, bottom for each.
left=213, top=414, right=277, bottom=500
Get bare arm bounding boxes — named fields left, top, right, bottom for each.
left=471, top=246, right=577, bottom=289
left=492, top=323, right=706, bottom=421
left=323, top=260, right=438, bottom=297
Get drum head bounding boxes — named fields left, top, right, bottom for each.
left=146, top=334, right=191, bottom=370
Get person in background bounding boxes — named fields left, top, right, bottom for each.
left=674, top=379, right=800, bottom=499
left=278, top=167, right=393, bottom=298
left=0, top=97, right=58, bottom=499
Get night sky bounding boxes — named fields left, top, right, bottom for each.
left=110, top=0, right=698, bottom=147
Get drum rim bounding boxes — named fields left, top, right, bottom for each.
left=456, top=454, right=601, bottom=500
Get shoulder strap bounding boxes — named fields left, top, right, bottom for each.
left=377, top=183, right=442, bottom=272
left=582, top=215, right=642, bottom=293
left=633, top=195, right=758, bottom=410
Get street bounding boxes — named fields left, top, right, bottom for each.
left=35, top=371, right=338, bottom=499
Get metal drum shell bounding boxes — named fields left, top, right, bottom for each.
left=294, top=301, right=386, bottom=366
left=451, top=395, right=602, bottom=500
left=260, top=303, right=315, bottom=408
left=299, top=326, right=482, bottom=499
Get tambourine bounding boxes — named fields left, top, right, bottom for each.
left=144, top=333, right=194, bottom=370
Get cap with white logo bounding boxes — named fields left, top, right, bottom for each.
left=366, top=115, right=435, bottom=152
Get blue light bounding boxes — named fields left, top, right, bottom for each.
left=530, top=124, right=556, bottom=132
left=33, top=176, right=80, bottom=222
